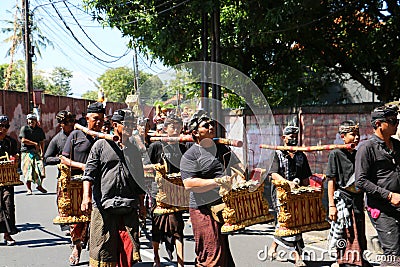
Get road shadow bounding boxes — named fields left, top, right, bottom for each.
left=15, top=223, right=70, bottom=248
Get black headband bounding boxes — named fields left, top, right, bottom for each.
left=87, top=102, right=105, bottom=114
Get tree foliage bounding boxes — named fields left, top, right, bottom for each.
left=1, top=6, right=53, bottom=58
left=97, top=67, right=163, bottom=103
left=45, top=67, right=73, bottom=96
left=81, top=90, right=98, bottom=100
left=0, top=61, right=73, bottom=95
left=84, top=0, right=400, bottom=104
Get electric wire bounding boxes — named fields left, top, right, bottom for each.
left=62, top=1, right=130, bottom=58
left=37, top=5, right=119, bottom=70
left=49, top=0, right=129, bottom=64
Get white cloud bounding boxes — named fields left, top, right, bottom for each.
left=71, top=71, right=97, bottom=98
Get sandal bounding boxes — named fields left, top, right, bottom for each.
left=4, top=235, right=16, bottom=246
left=37, top=186, right=47, bottom=194
left=153, top=254, right=161, bottom=267
left=295, top=259, right=307, bottom=267
left=69, top=245, right=81, bottom=266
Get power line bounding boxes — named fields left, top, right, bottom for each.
left=63, top=1, right=130, bottom=59
left=37, top=5, right=118, bottom=70
left=97, top=0, right=193, bottom=26
left=49, top=0, right=129, bottom=64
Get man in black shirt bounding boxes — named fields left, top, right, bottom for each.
left=81, top=109, right=145, bottom=267
left=43, top=110, right=75, bottom=235
left=20, top=113, right=47, bottom=195
left=326, top=121, right=371, bottom=266
left=148, top=114, right=186, bottom=267
left=268, top=126, right=311, bottom=266
left=0, top=115, right=19, bottom=245
left=44, top=110, right=75, bottom=166
left=60, top=102, right=105, bottom=266
left=355, top=105, right=400, bottom=261
left=180, top=111, right=243, bottom=267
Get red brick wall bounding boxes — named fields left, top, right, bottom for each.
left=0, top=90, right=127, bottom=147
left=270, top=104, right=377, bottom=174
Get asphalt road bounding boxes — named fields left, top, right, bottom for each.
left=0, top=166, right=380, bottom=267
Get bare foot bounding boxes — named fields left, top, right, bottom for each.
left=69, top=244, right=81, bottom=266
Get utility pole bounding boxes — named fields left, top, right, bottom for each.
left=23, top=0, right=34, bottom=114
left=201, top=10, right=209, bottom=112
left=211, top=0, right=222, bottom=137
left=132, top=43, right=140, bottom=94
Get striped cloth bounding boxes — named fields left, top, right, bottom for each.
left=328, top=190, right=352, bottom=250
left=21, top=150, right=45, bottom=185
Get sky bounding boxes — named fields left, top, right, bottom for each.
left=0, top=0, right=168, bottom=98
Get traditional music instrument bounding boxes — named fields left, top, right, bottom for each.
left=260, top=143, right=355, bottom=152
left=74, top=123, right=119, bottom=142
left=0, top=152, right=23, bottom=187
left=220, top=180, right=274, bottom=233
left=150, top=135, right=243, bottom=147
left=53, top=164, right=90, bottom=225
left=272, top=179, right=330, bottom=236
left=153, top=163, right=190, bottom=214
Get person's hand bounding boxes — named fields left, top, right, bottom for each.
left=34, top=142, right=40, bottom=152
left=79, top=163, right=85, bottom=171
left=390, top=192, right=400, bottom=207
left=81, top=196, right=92, bottom=214
left=329, top=206, right=337, bottom=222
left=214, top=175, right=233, bottom=195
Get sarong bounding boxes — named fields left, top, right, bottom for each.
left=337, top=210, right=368, bottom=266
left=151, top=209, right=184, bottom=258
left=0, top=186, right=18, bottom=235
left=21, top=150, right=45, bottom=185
left=189, top=207, right=235, bottom=267
left=70, top=222, right=89, bottom=245
left=89, top=207, right=141, bottom=267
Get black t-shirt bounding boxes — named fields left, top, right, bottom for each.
left=269, top=150, right=312, bottom=181
left=0, top=136, right=18, bottom=157
left=19, top=125, right=46, bottom=152
left=326, top=148, right=364, bottom=213
left=82, top=139, right=145, bottom=209
left=326, top=149, right=356, bottom=188
left=62, top=130, right=95, bottom=175
left=148, top=141, right=187, bottom=174
left=44, top=130, right=69, bottom=165
left=269, top=150, right=312, bottom=211
left=180, top=143, right=240, bottom=208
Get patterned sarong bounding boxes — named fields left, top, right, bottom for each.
left=189, top=207, right=235, bottom=267
left=89, top=207, right=141, bottom=267
left=21, top=150, right=45, bottom=185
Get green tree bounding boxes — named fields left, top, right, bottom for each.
left=0, top=60, right=25, bottom=91
left=81, top=90, right=98, bottom=101
left=97, top=67, right=135, bottom=102
left=1, top=5, right=53, bottom=58
left=45, top=67, right=73, bottom=96
left=84, top=0, right=400, bottom=104
left=97, top=67, right=162, bottom=103
left=33, top=69, right=51, bottom=91
left=2, top=3, right=53, bottom=90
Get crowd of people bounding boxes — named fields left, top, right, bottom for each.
left=0, top=103, right=399, bottom=267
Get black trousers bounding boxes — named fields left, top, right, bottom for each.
left=369, top=210, right=400, bottom=258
